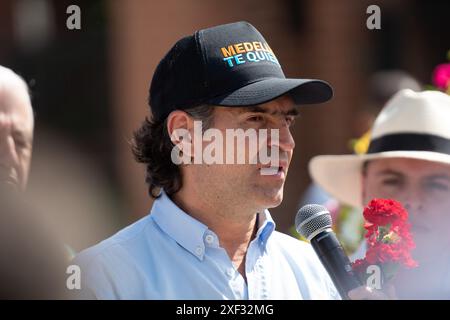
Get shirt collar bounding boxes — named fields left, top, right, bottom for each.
left=151, top=191, right=209, bottom=260
left=151, top=191, right=276, bottom=260
left=256, top=209, right=276, bottom=251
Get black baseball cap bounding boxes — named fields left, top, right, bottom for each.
left=149, top=21, right=333, bottom=121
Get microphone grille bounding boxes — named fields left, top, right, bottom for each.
left=295, top=204, right=332, bottom=241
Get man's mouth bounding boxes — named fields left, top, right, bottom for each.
left=259, top=162, right=287, bottom=178
left=260, top=166, right=282, bottom=175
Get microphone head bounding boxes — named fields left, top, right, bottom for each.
left=295, top=204, right=333, bottom=241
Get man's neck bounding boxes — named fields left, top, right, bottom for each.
left=171, top=189, right=259, bottom=280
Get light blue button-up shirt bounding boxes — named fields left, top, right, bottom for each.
left=73, top=191, right=340, bottom=300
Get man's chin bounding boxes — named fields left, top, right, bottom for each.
left=258, top=190, right=284, bottom=209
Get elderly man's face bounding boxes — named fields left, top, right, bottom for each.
left=187, top=95, right=297, bottom=214
left=0, top=81, right=34, bottom=191
left=362, top=158, right=450, bottom=263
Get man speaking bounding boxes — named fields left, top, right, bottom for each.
left=74, top=21, right=340, bottom=299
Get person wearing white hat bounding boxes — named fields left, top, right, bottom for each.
left=310, top=89, right=450, bottom=299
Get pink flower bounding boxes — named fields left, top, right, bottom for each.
left=432, top=63, right=450, bottom=90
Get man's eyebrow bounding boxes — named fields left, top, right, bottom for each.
left=376, top=169, right=404, bottom=177
left=241, top=105, right=299, bottom=116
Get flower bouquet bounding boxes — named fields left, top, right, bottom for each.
left=352, top=199, right=418, bottom=284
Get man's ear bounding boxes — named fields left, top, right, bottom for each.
left=167, top=111, right=195, bottom=159
left=167, top=111, right=192, bottom=138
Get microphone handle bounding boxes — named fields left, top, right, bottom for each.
left=311, top=229, right=362, bottom=299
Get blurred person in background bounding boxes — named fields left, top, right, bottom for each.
left=0, top=66, right=92, bottom=299
left=0, top=66, right=118, bottom=298
left=310, top=89, right=450, bottom=299
left=0, top=65, right=34, bottom=192
left=298, top=70, right=421, bottom=255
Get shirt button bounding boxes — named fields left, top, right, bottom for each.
left=226, top=269, right=234, bottom=277
left=195, top=246, right=203, bottom=256
left=205, top=234, right=214, bottom=244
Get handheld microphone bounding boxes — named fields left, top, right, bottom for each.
left=295, top=204, right=361, bottom=299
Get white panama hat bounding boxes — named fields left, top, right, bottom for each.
left=309, top=89, right=450, bottom=208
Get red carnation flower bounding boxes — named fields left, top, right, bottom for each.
left=352, top=198, right=418, bottom=282
left=363, top=199, right=408, bottom=227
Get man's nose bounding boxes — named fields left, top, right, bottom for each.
left=402, top=188, right=425, bottom=214
left=268, top=124, right=295, bottom=152
left=404, top=201, right=424, bottom=214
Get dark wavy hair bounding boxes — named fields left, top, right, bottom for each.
left=132, top=105, right=214, bottom=198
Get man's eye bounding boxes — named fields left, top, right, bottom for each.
left=426, top=182, right=449, bottom=192
left=382, top=178, right=401, bottom=186
left=14, top=138, right=28, bottom=150
left=15, top=139, right=25, bottom=148
left=248, top=115, right=264, bottom=122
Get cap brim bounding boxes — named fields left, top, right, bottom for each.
left=206, top=78, right=333, bottom=106
left=309, top=151, right=450, bottom=208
